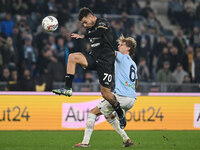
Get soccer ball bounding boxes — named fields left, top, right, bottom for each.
left=42, top=16, right=58, bottom=32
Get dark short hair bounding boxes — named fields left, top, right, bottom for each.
left=79, top=7, right=94, bottom=21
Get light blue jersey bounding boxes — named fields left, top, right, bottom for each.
left=114, top=51, right=138, bottom=99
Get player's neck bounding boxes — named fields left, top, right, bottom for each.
left=122, top=51, right=129, bottom=55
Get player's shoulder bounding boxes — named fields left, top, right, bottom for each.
left=127, top=55, right=137, bottom=67
left=97, top=18, right=109, bottom=27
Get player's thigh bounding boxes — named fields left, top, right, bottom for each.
left=82, top=52, right=96, bottom=70
left=69, top=52, right=88, bottom=68
left=114, top=94, right=136, bottom=111
left=97, top=99, right=113, bottom=118
left=97, top=61, right=114, bottom=89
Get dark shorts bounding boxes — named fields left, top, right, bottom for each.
left=83, top=52, right=115, bottom=88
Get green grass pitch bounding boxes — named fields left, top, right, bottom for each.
left=0, top=130, right=200, bottom=150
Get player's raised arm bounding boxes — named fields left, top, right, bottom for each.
left=71, top=33, right=84, bottom=39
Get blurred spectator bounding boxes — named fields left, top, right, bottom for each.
left=84, top=71, right=94, bottom=83
left=0, top=35, right=13, bottom=66
left=136, top=26, right=150, bottom=61
left=23, top=38, right=37, bottom=72
left=65, top=31, right=79, bottom=52
left=144, top=12, right=160, bottom=35
left=35, top=28, right=49, bottom=51
left=181, top=74, right=192, bottom=92
left=156, top=61, right=174, bottom=83
left=27, top=0, right=41, bottom=15
left=13, top=0, right=29, bottom=15
left=10, top=69, right=18, bottom=81
left=34, top=73, right=52, bottom=91
left=128, top=1, right=141, bottom=15
left=57, top=7, right=70, bottom=26
left=186, top=45, right=194, bottom=74
left=183, top=74, right=191, bottom=83
left=20, top=69, right=34, bottom=91
left=168, top=0, right=183, bottom=24
left=169, top=46, right=186, bottom=71
left=112, top=20, right=124, bottom=39
left=55, top=37, right=69, bottom=64
left=157, top=47, right=171, bottom=72
left=172, top=62, right=188, bottom=84
left=47, top=56, right=65, bottom=82
left=155, top=35, right=167, bottom=57
left=48, top=35, right=57, bottom=54
left=0, top=13, right=14, bottom=37
left=191, top=50, right=200, bottom=83
left=12, top=25, right=21, bottom=65
left=6, top=37, right=15, bottom=63
left=141, top=0, right=153, bottom=18
left=181, top=0, right=196, bottom=33
left=189, top=26, right=200, bottom=47
left=138, top=57, right=150, bottom=82
left=0, top=0, right=12, bottom=18
left=46, top=0, right=57, bottom=14
left=147, top=26, right=157, bottom=74
left=127, top=24, right=137, bottom=39
left=184, top=0, right=196, bottom=13
left=195, top=2, right=200, bottom=23
left=172, top=29, right=187, bottom=55
left=0, top=67, right=11, bottom=81
left=8, top=69, right=19, bottom=91
left=121, top=11, right=133, bottom=35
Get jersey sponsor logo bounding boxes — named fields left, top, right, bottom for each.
left=98, top=22, right=106, bottom=27
left=125, top=81, right=135, bottom=90
left=104, top=82, right=109, bottom=85
left=91, top=43, right=100, bottom=47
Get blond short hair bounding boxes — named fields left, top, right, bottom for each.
left=117, top=35, right=137, bottom=57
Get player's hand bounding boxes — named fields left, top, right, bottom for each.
left=71, top=33, right=84, bottom=39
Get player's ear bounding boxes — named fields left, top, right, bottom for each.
left=88, top=14, right=94, bottom=19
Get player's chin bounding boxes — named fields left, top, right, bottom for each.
left=87, top=25, right=93, bottom=28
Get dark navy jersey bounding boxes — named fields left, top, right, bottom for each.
left=84, top=18, right=114, bottom=59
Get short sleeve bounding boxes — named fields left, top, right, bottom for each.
left=116, top=51, right=123, bottom=62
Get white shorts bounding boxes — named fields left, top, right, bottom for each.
left=97, top=94, right=136, bottom=118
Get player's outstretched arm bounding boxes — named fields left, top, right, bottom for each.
left=71, top=33, right=85, bottom=39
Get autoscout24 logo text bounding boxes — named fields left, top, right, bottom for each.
left=62, top=99, right=106, bottom=128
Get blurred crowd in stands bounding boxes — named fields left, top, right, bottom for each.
left=0, top=0, right=200, bottom=91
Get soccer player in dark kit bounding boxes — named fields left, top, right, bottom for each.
left=53, top=7, right=126, bottom=129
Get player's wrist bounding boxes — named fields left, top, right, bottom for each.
left=81, top=35, right=85, bottom=38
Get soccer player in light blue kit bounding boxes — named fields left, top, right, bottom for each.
left=74, top=35, right=138, bottom=148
